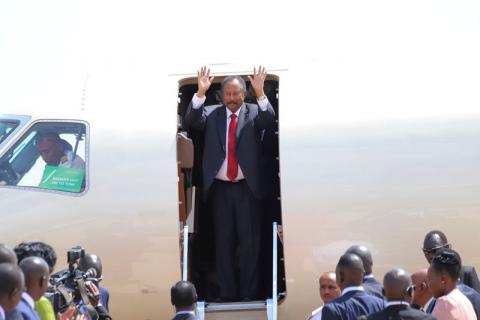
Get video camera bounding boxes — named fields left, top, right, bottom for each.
left=49, top=246, right=99, bottom=313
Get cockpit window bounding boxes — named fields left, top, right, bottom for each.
left=0, top=121, right=88, bottom=194
left=0, top=120, right=20, bottom=144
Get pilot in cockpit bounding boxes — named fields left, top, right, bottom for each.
left=35, top=132, right=85, bottom=170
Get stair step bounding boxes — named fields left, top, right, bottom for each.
left=205, top=301, right=266, bottom=312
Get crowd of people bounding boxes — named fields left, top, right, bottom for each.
left=307, top=230, right=480, bottom=320
left=0, top=242, right=110, bottom=320
left=167, top=229, right=480, bottom=320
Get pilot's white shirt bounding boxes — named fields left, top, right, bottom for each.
left=59, top=150, right=85, bottom=170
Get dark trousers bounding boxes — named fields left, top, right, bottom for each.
left=209, top=179, right=261, bottom=300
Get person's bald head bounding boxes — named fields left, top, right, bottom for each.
left=319, top=271, right=341, bottom=303
left=19, top=257, right=50, bottom=301
left=335, top=253, right=365, bottom=290
left=0, top=244, right=17, bottom=264
left=383, top=268, right=413, bottom=302
left=423, top=230, right=450, bottom=263
left=346, top=245, right=373, bottom=275
left=411, top=268, right=432, bottom=307
left=0, top=263, right=24, bottom=312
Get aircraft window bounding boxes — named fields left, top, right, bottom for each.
left=176, top=75, right=286, bottom=306
left=0, top=121, right=88, bottom=194
left=0, top=119, right=20, bottom=144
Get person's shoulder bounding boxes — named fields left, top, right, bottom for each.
left=100, top=286, right=110, bottom=296
left=5, top=308, right=23, bottom=320
left=328, top=294, right=349, bottom=305
left=438, top=289, right=467, bottom=307
left=322, top=299, right=341, bottom=314
left=364, top=309, right=385, bottom=320
left=399, top=307, right=437, bottom=319
left=16, top=297, right=31, bottom=312
left=462, top=265, right=475, bottom=273
left=204, top=104, right=223, bottom=115
left=457, top=282, right=480, bottom=299
left=244, top=102, right=263, bottom=114
left=359, top=291, right=384, bottom=302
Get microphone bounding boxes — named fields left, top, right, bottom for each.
left=83, top=268, right=97, bottom=279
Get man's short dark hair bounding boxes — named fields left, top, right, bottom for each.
left=35, top=132, right=61, bottom=145
left=171, top=281, right=198, bottom=308
left=14, top=242, right=57, bottom=273
left=221, top=76, right=247, bottom=92
left=431, top=248, right=462, bottom=280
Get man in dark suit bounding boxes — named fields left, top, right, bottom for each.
left=6, top=257, right=49, bottom=320
left=422, top=230, right=480, bottom=292
left=364, top=268, right=436, bottom=320
left=185, top=66, right=275, bottom=301
left=0, top=263, right=24, bottom=320
left=322, top=253, right=385, bottom=320
left=171, top=281, right=199, bottom=320
left=346, top=245, right=384, bottom=299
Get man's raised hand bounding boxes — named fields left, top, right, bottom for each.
left=197, top=66, right=214, bottom=98
left=248, top=65, right=267, bottom=97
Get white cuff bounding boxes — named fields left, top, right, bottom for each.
left=257, top=96, right=269, bottom=111
left=192, top=94, right=206, bottom=109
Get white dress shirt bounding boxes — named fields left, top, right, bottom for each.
left=310, top=306, right=324, bottom=320
left=191, top=94, right=269, bottom=181
left=0, top=304, right=5, bottom=320
left=22, top=292, right=35, bottom=309
left=386, top=301, right=410, bottom=307
left=364, top=274, right=375, bottom=280
left=342, top=286, right=364, bottom=296
left=175, top=310, right=196, bottom=316
left=59, top=150, right=85, bottom=170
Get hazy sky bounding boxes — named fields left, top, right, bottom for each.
left=1, top=0, right=479, bottom=126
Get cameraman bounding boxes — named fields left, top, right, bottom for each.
left=77, top=255, right=109, bottom=312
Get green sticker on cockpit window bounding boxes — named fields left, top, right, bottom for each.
left=39, top=165, right=85, bottom=192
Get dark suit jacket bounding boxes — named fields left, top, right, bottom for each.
left=322, top=289, right=385, bottom=320
left=185, top=101, right=275, bottom=200
left=460, top=265, right=480, bottom=293
left=99, top=286, right=110, bottom=311
left=363, top=277, right=384, bottom=300
left=366, top=304, right=437, bottom=320
left=172, top=313, right=199, bottom=320
left=457, top=282, right=480, bottom=319
left=5, top=296, right=39, bottom=320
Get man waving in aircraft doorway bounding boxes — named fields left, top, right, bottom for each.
left=185, top=66, right=275, bottom=302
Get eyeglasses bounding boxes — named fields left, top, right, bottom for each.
left=406, top=284, right=416, bottom=294
left=422, top=244, right=450, bottom=256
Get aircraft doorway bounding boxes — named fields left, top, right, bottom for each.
left=175, top=74, right=286, bottom=309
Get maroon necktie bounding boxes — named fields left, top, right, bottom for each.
left=227, top=114, right=238, bottom=181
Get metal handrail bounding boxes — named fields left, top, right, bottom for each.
left=272, top=221, right=278, bottom=320
left=182, top=225, right=189, bottom=281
